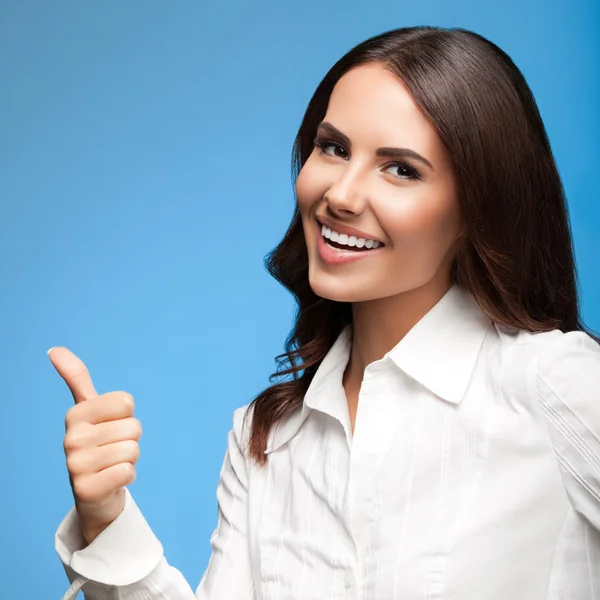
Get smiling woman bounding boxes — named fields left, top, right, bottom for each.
left=297, top=62, right=462, bottom=303
left=54, top=24, right=600, bottom=600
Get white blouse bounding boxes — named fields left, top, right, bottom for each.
left=55, top=285, right=600, bottom=600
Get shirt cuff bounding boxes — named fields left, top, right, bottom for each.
left=54, top=487, right=164, bottom=586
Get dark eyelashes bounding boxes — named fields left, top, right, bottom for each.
left=312, top=137, right=423, bottom=181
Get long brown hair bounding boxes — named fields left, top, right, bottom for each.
left=243, top=25, right=599, bottom=466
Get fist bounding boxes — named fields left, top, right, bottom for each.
left=48, top=347, right=142, bottom=543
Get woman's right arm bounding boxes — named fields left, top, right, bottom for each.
left=56, top=406, right=256, bottom=600
left=49, top=346, right=256, bottom=600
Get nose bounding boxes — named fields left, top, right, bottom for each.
left=323, top=166, right=368, bottom=217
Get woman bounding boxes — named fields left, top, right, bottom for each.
left=53, top=25, right=600, bottom=600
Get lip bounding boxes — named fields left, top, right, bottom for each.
left=316, top=215, right=385, bottom=245
left=316, top=220, right=385, bottom=264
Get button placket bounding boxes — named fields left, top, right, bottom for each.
left=348, top=363, right=402, bottom=548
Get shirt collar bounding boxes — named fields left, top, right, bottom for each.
left=386, top=284, right=493, bottom=405
left=265, top=284, right=493, bottom=454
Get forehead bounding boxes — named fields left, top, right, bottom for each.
left=324, top=62, right=438, bottom=146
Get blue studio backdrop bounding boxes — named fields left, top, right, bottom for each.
left=1, top=1, right=598, bottom=597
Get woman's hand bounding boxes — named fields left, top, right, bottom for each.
left=48, top=347, right=142, bottom=544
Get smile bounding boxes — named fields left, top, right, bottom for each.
left=316, top=220, right=386, bottom=264
left=321, top=223, right=383, bottom=250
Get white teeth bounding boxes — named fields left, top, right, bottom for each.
left=320, top=224, right=381, bottom=249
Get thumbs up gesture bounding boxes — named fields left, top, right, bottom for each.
left=48, top=347, right=142, bottom=545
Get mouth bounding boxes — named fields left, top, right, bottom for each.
left=315, top=219, right=386, bottom=264
left=317, top=218, right=385, bottom=251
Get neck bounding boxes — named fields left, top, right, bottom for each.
left=343, top=277, right=454, bottom=389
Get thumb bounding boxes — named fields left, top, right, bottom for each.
left=47, top=347, right=98, bottom=404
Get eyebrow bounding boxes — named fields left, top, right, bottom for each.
left=316, top=121, right=434, bottom=171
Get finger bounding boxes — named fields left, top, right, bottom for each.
left=65, top=392, right=134, bottom=428
left=64, top=417, right=141, bottom=450
left=73, top=466, right=134, bottom=505
left=96, top=416, right=141, bottom=445
left=67, top=440, right=140, bottom=476
left=48, top=347, right=98, bottom=404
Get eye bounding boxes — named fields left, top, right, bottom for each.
left=313, top=138, right=348, bottom=159
left=384, top=162, right=422, bottom=181
left=312, top=137, right=422, bottom=181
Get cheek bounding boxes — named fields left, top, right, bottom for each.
left=295, top=158, right=326, bottom=214
left=384, top=196, right=462, bottom=250
left=295, top=164, right=312, bottom=208
left=296, top=164, right=322, bottom=246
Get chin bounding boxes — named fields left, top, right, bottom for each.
left=308, top=273, right=382, bottom=304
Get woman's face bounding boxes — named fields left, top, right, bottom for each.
left=296, top=62, right=464, bottom=304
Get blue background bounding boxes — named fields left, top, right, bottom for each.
left=1, top=1, right=598, bottom=597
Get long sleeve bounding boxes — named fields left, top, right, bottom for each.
left=534, top=330, right=600, bottom=531
left=54, top=405, right=256, bottom=600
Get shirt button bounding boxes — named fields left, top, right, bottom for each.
left=344, top=570, right=354, bottom=588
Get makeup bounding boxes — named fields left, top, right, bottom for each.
left=316, top=220, right=385, bottom=264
